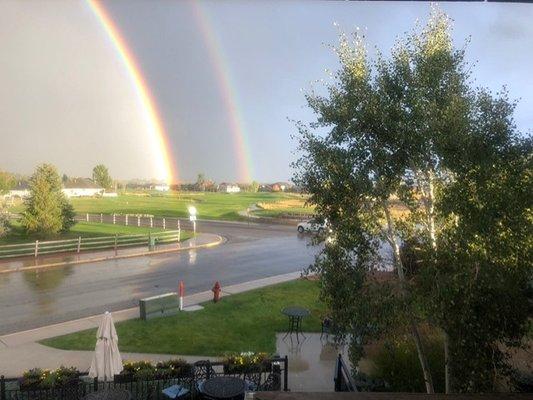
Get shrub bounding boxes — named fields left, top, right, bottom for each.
left=120, top=359, right=191, bottom=381
left=19, top=366, right=80, bottom=390
left=223, top=352, right=271, bottom=374
left=369, top=337, right=445, bottom=393
left=155, top=359, right=193, bottom=378
left=0, top=212, right=10, bottom=238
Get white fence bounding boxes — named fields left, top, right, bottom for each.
left=77, top=213, right=185, bottom=231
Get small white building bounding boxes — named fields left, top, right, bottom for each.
left=7, top=182, right=30, bottom=198
left=62, top=178, right=104, bottom=197
left=218, top=183, right=241, bottom=193
left=154, top=184, right=170, bottom=192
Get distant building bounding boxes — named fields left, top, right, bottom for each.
left=273, top=182, right=293, bottom=192
left=62, top=178, right=104, bottom=197
left=6, top=181, right=30, bottom=198
left=218, top=183, right=241, bottom=193
left=154, top=184, right=170, bottom=192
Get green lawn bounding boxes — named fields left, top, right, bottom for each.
left=41, top=279, right=324, bottom=356
left=7, top=192, right=310, bottom=221
left=0, top=221, right=192, bottom=245
left=61, top=192, right=302, bottom=221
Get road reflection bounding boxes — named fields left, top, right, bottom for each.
left=0, top=231, right=320, bottom=334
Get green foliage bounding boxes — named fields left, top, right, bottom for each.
left=0, top=170, right=13, bottom=194
left=250, top=181, right=260, bottom=193
left=60, top=197, right=76, bottom=233
left=92, top=164, right=113, bottom=189
left=195, top=172, right=216, bottom=191
left=20, top=366, right=80, bottom=389
left=371, top=337, right=445, bottom=393
left=294, top=5, right=531, bottom=393
left=0, top=213, right=10, bottom=238
left=22, top=164, right=74, bottom=237
left=419, top=138, right=532, bottom=392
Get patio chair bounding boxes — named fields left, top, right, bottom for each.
left=257, top=371, right=281, bottom=391
left=193, top=360, right=216, bottom=398
left=321, top=317, right=333, bottom=338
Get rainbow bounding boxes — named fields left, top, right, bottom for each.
left=86, top=0, right=178, bottom=184
left=189, top=1, right=254, bottom=183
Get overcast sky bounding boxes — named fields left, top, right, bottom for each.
left=1, top=1, right=532, bottom=183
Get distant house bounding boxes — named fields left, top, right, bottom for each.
left=218, top=183, right=241, bottom=193
left=6, top=181, right=30, bottom=198
left=273, top=182, right=292, bottom=192
left=154, top=184, right=170, bottom=192
left=62, top=178, right=104, bottom=197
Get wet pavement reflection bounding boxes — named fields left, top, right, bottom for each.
left=276, top=333, right=350, bottom=392
left=0, top=227, right=318, bottom=335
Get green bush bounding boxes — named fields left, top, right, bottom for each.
left=223, top=351, right=271, bottom=374
left=370, top=337, right=445, bottom=393
left=120, top=359, right=192, bottom=381
left=20, top=366, right=80, bottom=389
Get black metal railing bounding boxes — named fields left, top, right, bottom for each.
left=0, top=356, right=289, bottom=400
left=334, top=354, right=357, bottom=392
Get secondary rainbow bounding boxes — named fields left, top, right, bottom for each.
left=86, top=0, right=178, bottom=184
left=190, top=1, right=254, bottom=183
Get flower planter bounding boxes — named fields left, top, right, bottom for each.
left=223, top=361, right=272, bottom=375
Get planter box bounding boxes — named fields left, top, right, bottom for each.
left=223, top=362, right=272, bottom=375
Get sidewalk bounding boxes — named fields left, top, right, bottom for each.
left=0, top=233, right=224, bottom=274
left=0, top=271, right=301, bottom=377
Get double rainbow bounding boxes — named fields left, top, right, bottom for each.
left=87, top=0, right=254, bottom=184
left=87, top=0, right=178, bottom=184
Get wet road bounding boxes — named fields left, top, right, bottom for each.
left=0, top=221, right=319, bottom=335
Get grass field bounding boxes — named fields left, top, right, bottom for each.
left=255, top=197, right=313, bottom=218
left=64, top=192, right=306, bottom=221
left=0, top=221, right=192, bottom=245
left=7, top=192, right=313, bottom=221
left=41, top=279, right=324, bottom=356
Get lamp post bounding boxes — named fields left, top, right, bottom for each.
left=188, top=206, right=197, bottom=235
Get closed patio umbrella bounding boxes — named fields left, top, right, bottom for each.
left=88, top=311, right=123, bottom=381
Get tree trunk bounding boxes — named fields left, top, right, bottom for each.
left=424, top=170, right=453, bottom=393
left=426, top=171, right=437, bottom=250
left=384, top=204, right=435, bottom=394
left=444, top=331, right=452, bottom=393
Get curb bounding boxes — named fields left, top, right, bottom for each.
left=0, top=235, right=225, bottom=275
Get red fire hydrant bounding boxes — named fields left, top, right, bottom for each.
left=178, top=281, right=185, bottom=311
left=212, top=281, right=221, bottom=303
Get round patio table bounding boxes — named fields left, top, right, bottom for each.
left=282, top=306, right=310, bottom=339
left=83, top=388, right=131, bottom=400
left=202, top=376, right=245, bottom=400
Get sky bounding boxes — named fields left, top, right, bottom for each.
left=0, top=0, right=532, bottom=183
